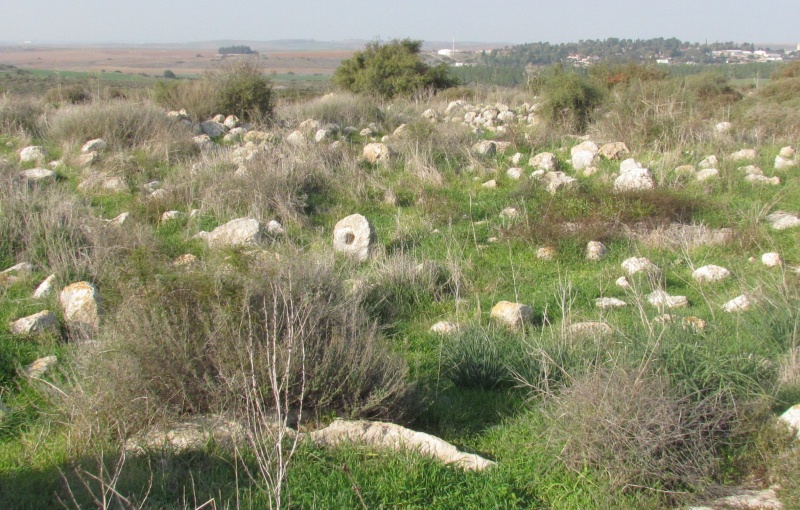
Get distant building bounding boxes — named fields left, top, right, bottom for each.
left=437, top=49, right=454, bottom=57
left=656, top=58, right=670, bottom=64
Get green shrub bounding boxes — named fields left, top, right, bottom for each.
left=217, top=60, right=274, bottom=122
left=333, top=39, right=458, bottom=98
left=44, top=84, right=90, bottom=105
left=530, top=65, right=604, bottom=132
left=152, top=78, right=221, bottom=119
left=162, top=69, right=176, bottom=79
left=0, top=95, right=43, bottom=135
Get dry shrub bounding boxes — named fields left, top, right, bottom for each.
left=0, top=94, right=44, bottom=136
left=551, top=367, right=746, bottom=496
left=151, top=78, right=222, bottom=120
left=44, top=100, right=196, bottom=159
left=278, top=92, right=387, bottom=128
left=63, top=251, right=417, bottom=442
left=0, top=173, right=95, bottom=278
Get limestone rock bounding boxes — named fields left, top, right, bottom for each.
left=723, top=295, right=752, bottom=313
left=125, top=415, right=247, bottom=454
left=598, top=142, right=629, bottom=160
left=223, top=127, right=247, bottom=143
left=646, top=290, right=689, bottom=309
left=490, top=301, right=533, bottom=329
left=309, top=419, right=495, bottom=471
left=299, top=119, right=321, bottom=133
left=779, top=146, right=795, bottom=159
left=362, top=143, right=392, bottom=164
left=81, top=139, right=107, bottom=153
left=779, top=404, right=800, bottom=439
left=568, top=321, right=613, bottom=337
left=541, top=171, right=578, bottom=194
left=537, top=246, right=556, bottom=260
left=714, top=121, right=732, bottom=133
left=223, top=115, right=240, bottom=129
left=615, top=276, right=630, bottom=289
left=202, top=218, right=264, bottom=248
left=762, top=252, right=782, bottom=267
left=698, top=155, right=718, bottom=169
left=696, top=168, right=719, bottom=182
left=9, top=310, right=59, bottom=335
left=19, top=146, right=47, bottom=163
left=621, top=257, right=659, bottom=276
left=108, top=212, right=129, bottom=226
left=333, top=214, right=376, bottom=263
left=585, top=241, right=608, bottom=261
left=266, top=220, right=285, bottom=236
left=529, top=152, right=558, bottom=171
left=285, top=130, right=307, bottom=146
left=570, top=140, right=598, bottom=157
left=674, top=164, right=696, bottom=177
left=614, top=168, right=655, bottom=192
left=59, top=281, right=101, bottom=331
left=472, top=140, right=497, bottom=156
left=430, top=321, right=460, bottom=335
left=193, top=135, right=214, bottom=150
left=570, top=150, right=596, bottom=171
left=654, top=314, right=706, bottom=332
left=161, top=210, right=182, bottom=222
left=25, top=355, right=57, bottom=378
left=620, top=158, right=643, bottom=174
left=729, top=148, right=756, bottom=161
left=172, top=254, right=197, bottom=268
left=500, top=207, right=519, bottom=220
left=19, top=168, right=56, bottom=183
left=739, top=165, right=763, bottom=175
left=595, top=297, right=627, bottom=309
left=766, top=211, right=800, bottom=231
left=692, top=264, right=731, bottom=283
left=481, top=179, right=497, bottom=188
left=33, top=274, right=56, bottom=299
left=200, top=120, right=227, bottom=137
left=506, top=167, right=523, bottom=180
left=775, top=156, right=796, bottom=170
left=746, top=174, right=780, bottom=185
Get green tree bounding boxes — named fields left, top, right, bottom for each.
left=332, top=39, right=457, bottom=98
left=217, top=60, right=274, bottom=122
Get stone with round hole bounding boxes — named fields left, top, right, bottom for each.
left=333, top=214, right=376, bottom=263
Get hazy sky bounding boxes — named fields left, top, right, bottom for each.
left=2, top=0, right=799, bottom=46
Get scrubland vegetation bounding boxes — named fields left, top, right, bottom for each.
left=1, top=53, right=800, bottom=509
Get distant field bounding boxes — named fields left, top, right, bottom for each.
left=0, top=46, right=350, bottom=77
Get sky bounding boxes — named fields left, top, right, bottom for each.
left=1, top=0, right=799, bottom=46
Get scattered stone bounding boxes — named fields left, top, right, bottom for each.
left=698, top=155, right=718, bottom=169
left=762, top=252, right=782, bottom=267
left=729, top=148, right=756, bottom=161
left=77, top=151, right=101, bottom=167
left=585, top=241, right=608, bottom=261
left=615, top=276, right=630, bottom=289
left=571, top=140, right=598, bottom=156
left=568, top=321, right=613, bottom=337
left=161, top=210, right=182, bottom=222
left=571, top=150, right=596, bottom=171
left=674, top=164, right=696, bottom=177
left=199, top=120, right=227, bottom=137
left=19, top=146, right=47, bottom=162
left=108, top=212, right=129, bottom=226
left=500, top=207, right=519, bottom=220
left=309, top=419, right=495, bottom=471
left=528, top=152, right=558, bottom=171
left=714, top=121, right=732, bottom=134
left=490, top=301, right=533, bottom=329
left=654, top=314, right=707, bottom=332
left=201, top=218, right=264, bottom=248
left=506, top=167, right=524, bottom=180
left=243, top=130, right=274, bottom=144
left=193, top=135, right=214, bottom=150
left=172, top=254, right=197, bottom=268
left=723, top=294, right=752, bottom=313
left=362, top=143, right=392, bottom=164
left=430, top=321, right=460, bottom=335
left=537, top=246, right=556, bottom=260
left=81, top=139, right=107, bottom=153
left=2, top=262, right=34, bottom=276
left=25, top=355, right=57, bottom=378
left=739, top=165, right=763, bottom=175
left=746, top=174, right=781, bottom=185
left=598, top=142, right=629, bottom=160
left=696, top=168, right=719, bottom=182
left=614, top=168, right=655, bottom=192
left=541, top=171, right=578, bottom=194
left=33, top=274, right=56, bottom=299
left=223, top=127, right=247, bottom=143
left=9, top=311, right=59, bottom=335
left=646, top=290, right=689, bottom=309
left=621, top=257, right=659, bottom=276
left=472, top=140, right=497, bottom=156
left=779, top=146, right=795, bottom=159
left=692, top=264, right=731, bottom=283
left=125, top=415, right=247, bottom=454
left=59, top=282, right=101, bottom=331
left=333, top=214, right=376, bottom=263
left=766, top=211, right=800, bottom=231
left=779, top=404, right=800, bottom=439
left=620, top=158, right=643, bottom=174
left=775, top=155, right=796, bottom=170
left=700, top=487, right=783, bottom=510
left=223, top=115, right=240, bottom=129
left=510, top=152, right=523, bottom=165
left=481, top=179, right=497, bottom=188
left=266, top=220, right=285, bottom=236
left=19, top=168, right=56, bottom=183
left=285, top=130, right=307, bottom=146
left=595, top=297, right=627, bottom=309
